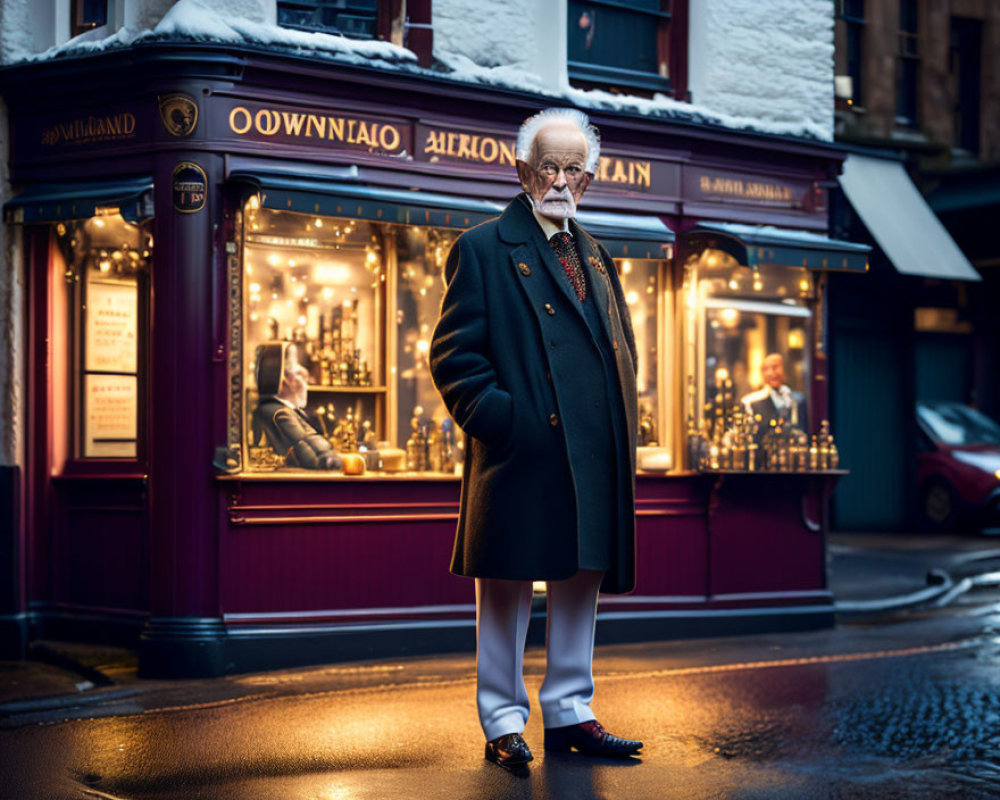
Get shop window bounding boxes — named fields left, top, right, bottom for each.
left=239, top=203, right=462, bottom=475
left=681, top=250, right=833, bottom=472
left=54, top=213, right=151, bottom=459
left=895, top=0, right=919, bottom=127
left=235, top=203, right=672, bottom=476
left=568, top=0, right=688, bottom=98
left=71, top=0, right=108, bottom=36
left=616, top=257, right=663, bottom=450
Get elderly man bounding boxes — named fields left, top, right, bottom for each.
left=741, top=352, right=808, bottom=437
left=430, top=107, right=642, bottom=770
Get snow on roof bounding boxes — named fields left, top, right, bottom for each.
left=6, top=0, right=828, bottom=142
left=14, top=0, right=417, bottom=66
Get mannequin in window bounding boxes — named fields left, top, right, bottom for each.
left=741, top=352, right=808, bottom=437
left=252, top=342, right=344, bottom=470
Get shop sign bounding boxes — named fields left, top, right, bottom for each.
left=40, top=110, right=137, bottom=147
left=221, top=100, right=410, bottom=155
left=416, top=123, right=660, bottom=192
left=172, top=161, right=207, bottom=213
left=685, top=167, right=811, bottom=209
left=158, top=93, right=199, bottom=137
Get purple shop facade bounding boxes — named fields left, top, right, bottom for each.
left=0, top=44, right=866, bottom=677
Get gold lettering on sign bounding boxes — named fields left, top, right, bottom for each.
left=699, top=174, right=793, bottom=204
left=41, top=113, right=138, bottom=146
left=595, top=156, right=653, bottom=189
left=227, top=105, right=406, bottom=153
left=421, top=128, right=652, bottom=188
left=423, top=129, right=517, bottom=166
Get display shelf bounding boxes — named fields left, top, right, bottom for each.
left=306, top=385, right=387, bottom=393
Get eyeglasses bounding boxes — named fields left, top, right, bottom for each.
left=534, top=162, right=586, bottom=182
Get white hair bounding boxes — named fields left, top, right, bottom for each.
left=516, top=107, right=601, bottom=173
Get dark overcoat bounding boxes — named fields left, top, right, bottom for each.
left=429, top=194, right=639, bottom=594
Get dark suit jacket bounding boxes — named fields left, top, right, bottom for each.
left=430, top=194, right=638, bottom=594
left=253, top=398, right=343, bottom=470
left=745, top=388, right=808, bottom=439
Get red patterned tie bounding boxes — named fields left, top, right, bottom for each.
left=549, top=232, right=587, bottom=301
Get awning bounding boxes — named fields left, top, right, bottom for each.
left=231, top=170, right=674, bottom=256
left=575, top=210, right=674, bottom=259
left=4, top=177, right=154, bottom=224
left=230, top=171, right=504, bottom=230
left=681, top=221, right=870, bottom=272
left=838, top=154, right=981, bottom=281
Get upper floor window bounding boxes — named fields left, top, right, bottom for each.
left=835, top=0, right=865, bottom=108
left=950, top=16, right=982, bottom=154
left=278, top=0, right=379, bottom=38
left=71, top=0, right=108, bottom=37
left=568, top=0, right=688, bottom=98
left=277, top=0, right=432, bottom=65
left=895, top=0, right=919, bottom=127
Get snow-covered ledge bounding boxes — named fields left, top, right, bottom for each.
left=1, top=0, right=834, bottom=142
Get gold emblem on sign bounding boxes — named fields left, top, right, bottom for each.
left=158, top=94, right=198, bottom=137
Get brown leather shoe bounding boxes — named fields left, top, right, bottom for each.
left=544, top=720, right=642, bottom=757
left=485, top=732, right=533, bottom=768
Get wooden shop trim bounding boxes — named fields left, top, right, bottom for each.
left=230, top=512, right=460, bottom=526
left=52, top=472, right=148, bottom=481
left=216, top=472, right=461, bottom=482
left=231, top=500, right=461, bottom=512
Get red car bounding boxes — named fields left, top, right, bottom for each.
left=916, top=402, right=1000, bottom=532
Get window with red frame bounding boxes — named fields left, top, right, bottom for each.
left=276, top=0, right=432, bottom=65
left=568, top=0, right=688, bottom=99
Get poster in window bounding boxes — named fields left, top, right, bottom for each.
left=86, top=282, right=137, bottom=373
left=84, top=374, right=137, bottom=457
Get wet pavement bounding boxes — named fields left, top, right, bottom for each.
left=1, top=531, right=999, bottom=799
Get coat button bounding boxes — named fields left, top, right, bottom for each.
left=549, top=413, right=559, bottom=427
left=518, top=262, right=531, bottom=276
left=544, top=303, right=555, bottom=315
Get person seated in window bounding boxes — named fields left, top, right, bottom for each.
left=740, top=352, right=808, bottom=438
left=252, top=342, right=344, bottom=470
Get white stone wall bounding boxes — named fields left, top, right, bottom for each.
left=433, top=0, right=567, bottom=91
left=687, top=0, right=834, bottom=139
left=0, top=97, right=22, bottom=467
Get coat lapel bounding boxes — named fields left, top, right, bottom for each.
left=498, top=194, right=616, bottom=343
left=570, top=219, right=616, bottom=345
left=500, top=194, right=586, bottom=321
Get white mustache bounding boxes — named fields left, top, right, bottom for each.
left=539, top=187, right=577, bottom=218
left=544, top=186, right=574, bottom=202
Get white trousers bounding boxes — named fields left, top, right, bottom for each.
left=475, top=569, right=604, bottom=741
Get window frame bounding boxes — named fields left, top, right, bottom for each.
left=49, top=215, right=152, bottom=470
left=275, top=0, right=433, bottom=65
left=835, top=0, right=866, bottom=109
left=71, top=0, right=108, bottom=37
left=567, top=0, right=689, bottom=100
left=895, top=0, right=920, bottom=128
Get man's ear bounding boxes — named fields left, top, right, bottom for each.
left=574, top=172, right=593, bottom=199
left=515, top=160, right=533, bottom=192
